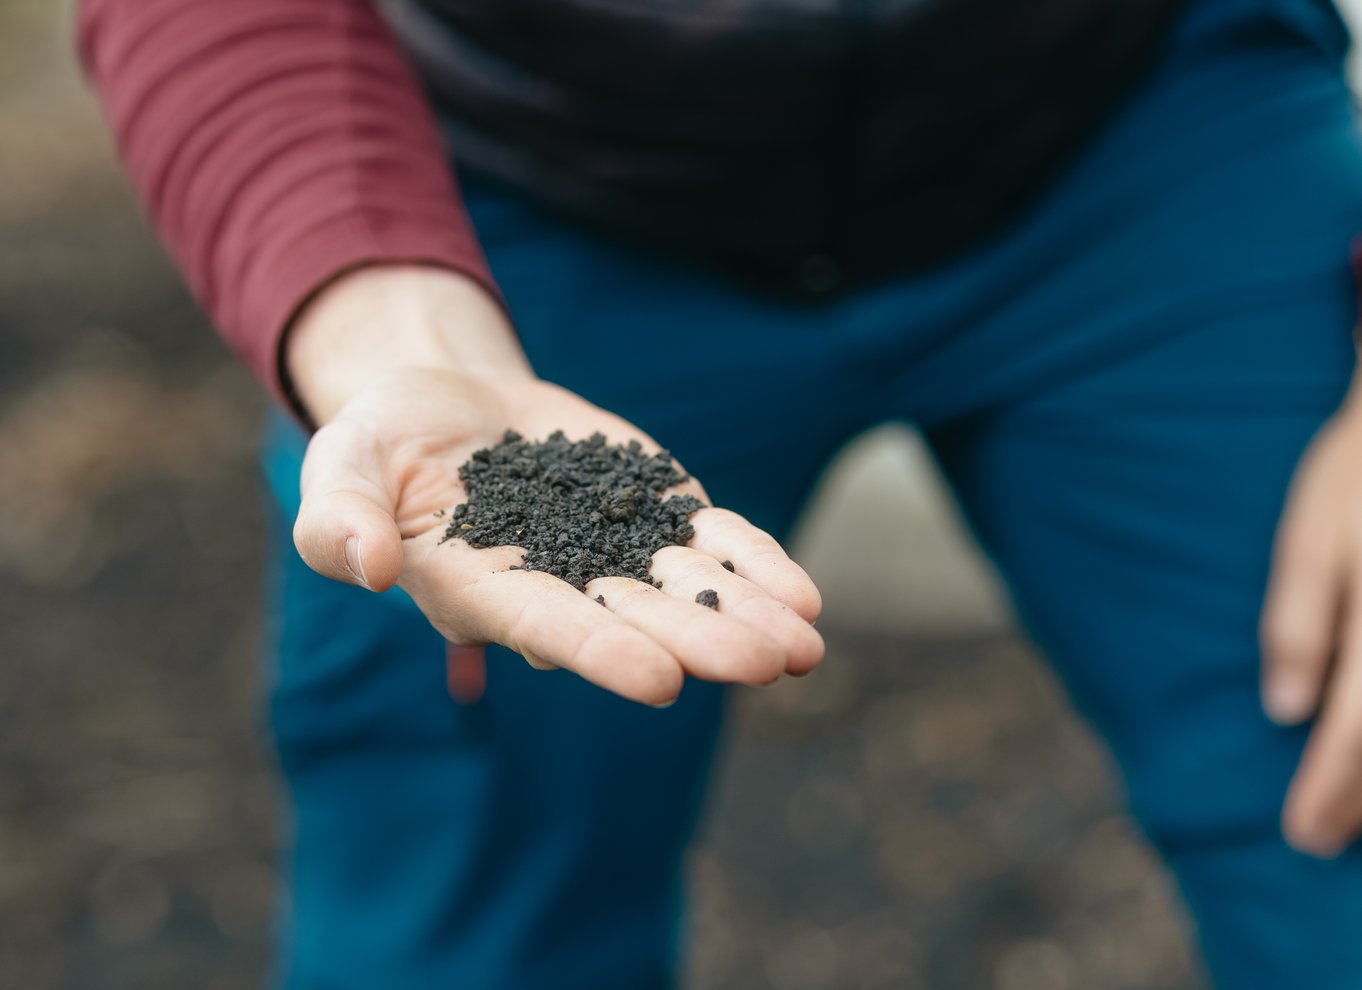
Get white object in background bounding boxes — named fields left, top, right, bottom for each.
left=790, top=424, right=1012, bottom=636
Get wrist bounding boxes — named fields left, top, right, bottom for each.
left=284, top=265, right=534, bottom=424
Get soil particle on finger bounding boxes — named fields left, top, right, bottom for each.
left=594, top=594, right=606, bottom=606
left=443, top=430, right=704, bottom=591
left=695, top=589, right=719, bottom=610
left=721, top=560, right=735, bottom=572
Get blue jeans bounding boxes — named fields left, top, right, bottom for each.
left=261, top=1, right=1362, bottom=985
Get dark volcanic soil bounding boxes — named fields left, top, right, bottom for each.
left=445, top=430, right=705, bottom=590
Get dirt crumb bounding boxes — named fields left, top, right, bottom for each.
left=695, top=589, right=719, bottom=610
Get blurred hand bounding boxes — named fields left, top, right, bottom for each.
left=285, top=266, right=823, bottom=706
left=1262, top=383, right=1362, bottom=855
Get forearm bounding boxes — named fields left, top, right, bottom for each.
left=285, top=266, right=535, bottom=425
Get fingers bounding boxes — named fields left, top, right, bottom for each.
left=400, top=503, right=824, bottom=702
left=402, top=540, right=685, bottom=706
left=688, top=508, right=823, bottom=623
left=641, top=547, right=824, bottom=676
left=1282, top=594, right=1362, bottom=857
left=499, top=576, right=685, bottom=705
left=294, top=423, right=405, bottom=592
left=1261, top=511, right=1342, bottom=725
left=587, top=574, right=783, bottom=686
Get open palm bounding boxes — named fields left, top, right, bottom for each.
left=293, top=367, right=823, bottom=705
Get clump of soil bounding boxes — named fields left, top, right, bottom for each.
left=444, top=430, right=705, bottom=591
left=695, top=589, right=719, bottom=610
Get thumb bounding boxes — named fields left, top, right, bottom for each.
left=293, top=423, right=404, bottom=592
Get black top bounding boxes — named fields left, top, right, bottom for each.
left=382, top=0, right=1190, bottom=294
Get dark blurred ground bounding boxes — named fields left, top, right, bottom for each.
left=0, top=2, right=1203, bottom=988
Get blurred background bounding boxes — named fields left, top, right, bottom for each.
left=8, top=2, right=1361, bottom=988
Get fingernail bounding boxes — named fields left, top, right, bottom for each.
left=344, top=536, right=371, bottom=590
left=1264, top=677, right=1315, bottom=725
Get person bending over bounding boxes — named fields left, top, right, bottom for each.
left=81, top=0, right=1362, bottom=986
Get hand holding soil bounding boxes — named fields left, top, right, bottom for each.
left=292, top=367, right=824, bottom=705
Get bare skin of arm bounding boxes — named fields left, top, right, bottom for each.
left=284, top=265, right=824, bottom=706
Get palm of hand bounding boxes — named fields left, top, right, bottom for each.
left=294, top=368, right=823, bottom=705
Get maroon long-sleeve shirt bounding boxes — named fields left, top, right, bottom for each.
left=78, top=0, right=497, bottom=406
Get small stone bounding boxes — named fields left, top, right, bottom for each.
left=599, top=486, right=640, bottom=523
